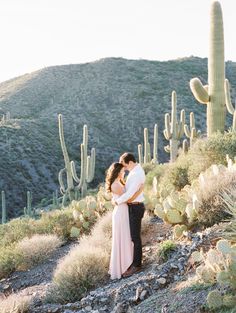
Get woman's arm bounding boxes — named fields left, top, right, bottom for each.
left=127, top=184, right=144, bottom=203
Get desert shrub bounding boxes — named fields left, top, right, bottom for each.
left=0, top=293, right=32, bottom=313
left=196, top=171, right=236, bottom=226
left=158, top=159, right=190, bottom=196
left=37, top=208, right=77, bottom=239
left=0, top=245, right=20, bottom=279
left=180, top=131, right=236, bottom=183
left=0, top=217, right=36, bottom=248
left=48, top=245, right=109, bottom=303
left=16, top=234, right=63, bottom=270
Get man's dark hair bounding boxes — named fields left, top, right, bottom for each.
left=120, top=152, right=136, bottom=164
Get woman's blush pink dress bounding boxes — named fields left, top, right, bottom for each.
left=109, top=191, right=133, bottom=279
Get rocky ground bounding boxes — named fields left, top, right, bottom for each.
left=0, top=217, right=225, bottom=313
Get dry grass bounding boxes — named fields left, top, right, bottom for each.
left=51, top=244, right=110, bottom=303
left=0, top=293, right=32, bottom=313
left=16, top=234, right=63, bottom=270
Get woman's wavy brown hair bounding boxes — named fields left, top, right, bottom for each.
left=105, top=162, right=124, bottom=193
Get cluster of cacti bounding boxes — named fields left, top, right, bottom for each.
left=138, top=124, right=158, bottom=164
left=67, top=192, right=111, bottom=237
left=96, top=186, right=113, bottom=213
left=58, top=114, right=96, bottom=206
left=153, top=161, right=232, bottom=225
left=191, top=239, right=236, bottom=309
left=1, top=190, right=6, bottom=224
left=163, top=91, right=185, bottom=162
left=190, top=1, right=226, bottom=136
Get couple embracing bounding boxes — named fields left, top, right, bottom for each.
left=105, top=152, right=146, bottom=279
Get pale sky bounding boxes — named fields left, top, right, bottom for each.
left=0, top=0, right=235, bottom=83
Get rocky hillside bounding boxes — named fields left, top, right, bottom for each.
left=0, top=57, right=236, bottom=216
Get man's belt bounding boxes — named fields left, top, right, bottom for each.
left=128, top=202, right=143, bottom=205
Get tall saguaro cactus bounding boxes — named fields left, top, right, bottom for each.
left=1, top=191, right=6, bottom=224
left=138, top=124, right=158, bottom=165
left=163, top=91, right=185, bottom=162
left=58, top=114, right=96, bottom=204
left=71, top=125, right=96, bottom=198
left=190, top=1, right=226, bottom=136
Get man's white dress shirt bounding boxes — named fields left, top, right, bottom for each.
left=116, top=163, right=145, bottom=205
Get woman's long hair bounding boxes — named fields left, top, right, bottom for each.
left=105, top=162, right=124, bottom=192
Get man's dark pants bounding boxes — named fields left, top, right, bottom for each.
left=128, top=203, right=145, bottom=267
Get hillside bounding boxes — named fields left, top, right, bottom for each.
left=0, top=56, right=236, bottom=216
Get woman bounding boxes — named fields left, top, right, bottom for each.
left=105, top=162, right=143, bottom=279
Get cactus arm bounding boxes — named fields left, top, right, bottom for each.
left=138, top=144, right=143, bottom=164
left=177, top=109, right=185, bottom=138
left=171, top=91, right=177, bottom=136
left=184, top=124, right=191, bottom=138
left=58, top=114, right=74, bottom=191
left=224, top=79, right=235, bottom=114
left=144, top=128, right=149, bottom=164
left=87, top=148, right=96, bottom=183
left=71, top=144, right=86, bottom=189
left=190, top=78, right=209, bottom=104
left=233, top=111, right=236, bottom=131
left=152, top=123, right=158, bottom=163
left=1, top=191, right=6, bottom=224
left=164, top=145, right=170, bottom=153
left=164, top=113, right=171, bottom=139
left=58, top=168, right=66, bottom=194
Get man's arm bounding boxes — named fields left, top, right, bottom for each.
left=116, top=175, right=141, bottom=205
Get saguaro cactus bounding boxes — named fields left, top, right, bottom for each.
left=24, top=191, right=33, bottom=217
left=190, top=1, right=226, bottom=136
left=58, top=114, right=75, bottom=203
left=163, top=91, right=185, bottom=162
left=71, top=125, right=96, bottom=198
left=138, top=124, right=158, bottom=164
left=1, top=191, right=6, bottom=224
left=58, top=115, right=96, bottom=203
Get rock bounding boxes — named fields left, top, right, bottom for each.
left=139, top=290, right=148, bottom=301
left=157, top=278, right=166, bottom=284
left=135, top=286, right=143, bottom=301
left=85, top=306, right=92, bottom=311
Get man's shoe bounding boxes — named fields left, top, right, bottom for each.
left=122, top=265, right=142, bottom=278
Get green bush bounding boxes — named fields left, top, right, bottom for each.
left=158, top=240, right=177, bottom=262
left=0, top=217, right=36, bottom=248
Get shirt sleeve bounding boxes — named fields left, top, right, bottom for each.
left=116, top=174, right=140, bottom=205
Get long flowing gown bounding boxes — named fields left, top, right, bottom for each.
left=109, top=191, right=133, bottom=279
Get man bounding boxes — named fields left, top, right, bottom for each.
left=114, top=152, right=146, bottom=277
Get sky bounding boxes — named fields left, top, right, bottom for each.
left=0, top=0, right=235, bottom=83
